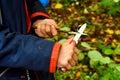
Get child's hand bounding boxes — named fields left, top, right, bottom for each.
left=33, top=19, right=59, bottom=38
left=57, top=38, right=79, bottom=70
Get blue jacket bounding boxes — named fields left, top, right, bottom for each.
left=0, top=0, right=60, bottom=80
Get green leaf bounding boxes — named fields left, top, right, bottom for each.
left=108, top=63, right=118, bottom=68
left=88, top=50, right=103, bottom=68
left=81, top=42, right=92, bottom=49
left=100, top=57, right=111, bottom=65
left=116, top=66, right=120, bottom=72
left=78, top=53, right=85, bottom=61
left=99, top=72, right=110, bottom=80
left=88, top=50, right=102, bottom=60
left=46, top=38, right=55, bottom=42
left=60, top=27, right=70, bottom=31
left=53, top=35, right=59, bottom=41
left=90, top=59, right=99, bottom=68
left=103, top=48, right=113, bottom=55
left=60, top=23, right=70, bottom=31
left=114, top=48, right=120, bottom=55
left=99, top=0, right=114, bottom=8
left=58, top=39, right=67, bottom=44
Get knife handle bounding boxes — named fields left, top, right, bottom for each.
left=70, top=40, right=76, bottom=46
left=61, top=40, right=76, bottom=72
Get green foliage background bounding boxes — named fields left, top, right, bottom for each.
left=47, top=0, right=120, bottom=80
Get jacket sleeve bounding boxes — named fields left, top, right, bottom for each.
left=26, top=0, right=50, bottom=22
left=0, top=26, right=61, bottom=73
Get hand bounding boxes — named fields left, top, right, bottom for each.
left=32, top=19, right=59, bottom=38
left=57, top=38, right=79, bottom=70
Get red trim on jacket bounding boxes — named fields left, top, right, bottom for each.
left=24, top=0, right=31, bottom=32
left=50, top=43, right=61, bottom=73
left=30, top=12, right=50, bottom=19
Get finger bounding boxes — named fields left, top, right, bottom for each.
left=72, top=53, right=78, bottom=62
left=66, top=64, right=72, bottom=70
left=50, top=23, right=59, bottom=30
left=35, top=28, right=43, bottom=37
left=51, top=25, right=58, bottom=36
left=45, top=24, right=53, bottom=37
left=53, top=23, right=59, bottom=30
left=34, top=25, right=44, bottom=36
left=48, top=19, right=59, bottom=29
left=40, top=24, right=49, bottom=37
left=68, top=59, right=75, bottom=66
left=74, top=47, right=80, bottom=55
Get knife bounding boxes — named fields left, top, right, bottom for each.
left=61, top=23, right=87, bottom=72
left=58, top=29, right=87, bottom=35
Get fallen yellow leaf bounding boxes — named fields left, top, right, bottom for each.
left=105, top=29, right=114, bottom=35
left=55, top=3, right=63, bottom=9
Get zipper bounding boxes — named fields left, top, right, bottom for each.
left=0, top=68, right=10, bottom=77
left=26, top=69, right=30, bottom=80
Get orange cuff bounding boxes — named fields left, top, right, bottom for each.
left=49, top=43, right=61, bottom=73
left=30, top=12, right=50, bottom=19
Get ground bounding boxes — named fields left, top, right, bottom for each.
left=47, top=0, right=120, bottom=80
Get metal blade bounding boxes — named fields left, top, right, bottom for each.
left=73, top=23, right=87, bottom=44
